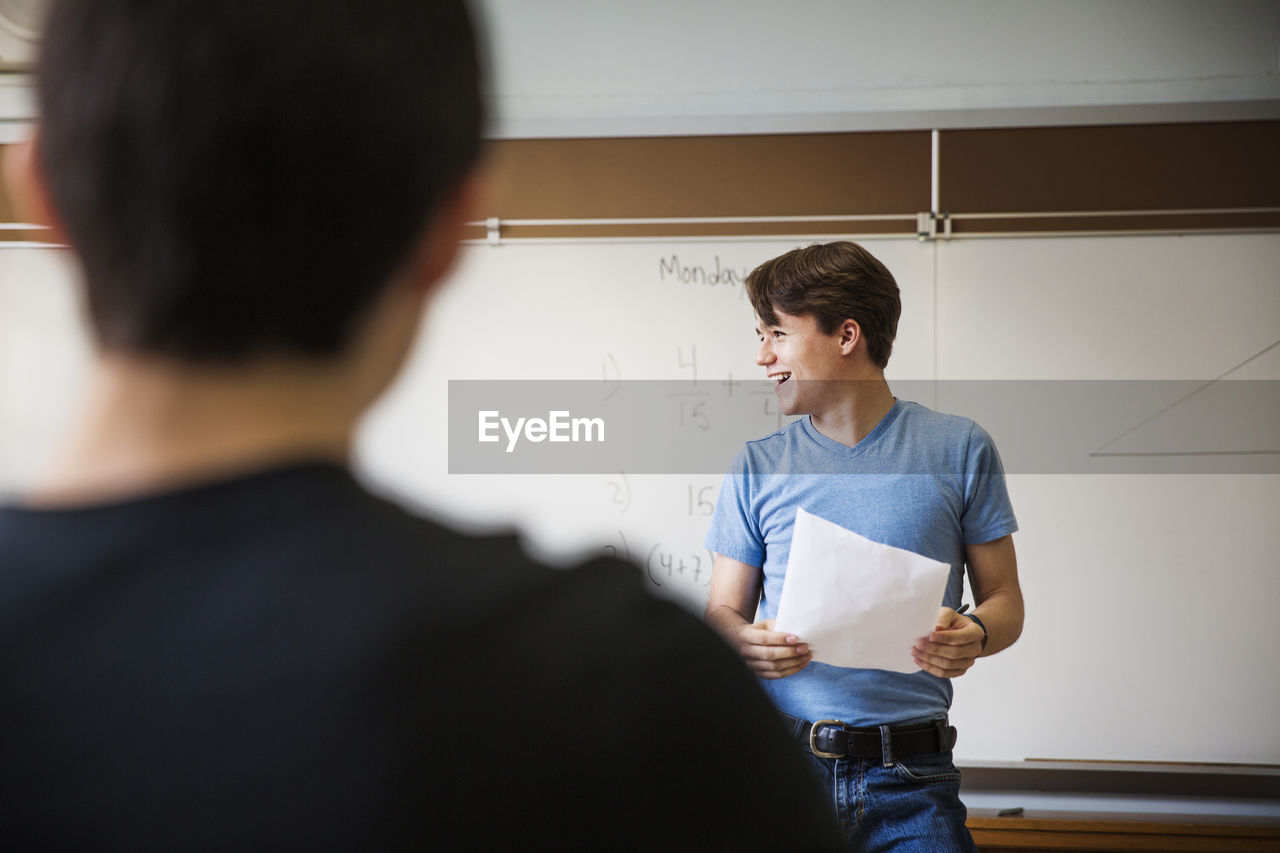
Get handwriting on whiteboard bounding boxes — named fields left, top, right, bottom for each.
left=658, top=254, right=750, bottom=289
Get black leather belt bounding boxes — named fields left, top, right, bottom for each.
left=784, top=714, right=957, bottom=760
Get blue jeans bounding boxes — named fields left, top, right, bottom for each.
left=802, top=748, right=977, bottom=852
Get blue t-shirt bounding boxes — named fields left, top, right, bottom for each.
left=704, top=398, right=1018, bottom=726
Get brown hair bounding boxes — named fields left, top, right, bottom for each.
left=745, top=241, right=901, bottom=369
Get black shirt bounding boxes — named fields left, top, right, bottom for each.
left=0, top=462, right=841, bottom=850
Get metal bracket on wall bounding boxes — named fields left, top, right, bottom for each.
left=916, top=211, right=951, bottom=242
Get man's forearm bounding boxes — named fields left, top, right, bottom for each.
left=705, top=603, right=751, bottom=644
left=972, top=589, right=1024, bottom=657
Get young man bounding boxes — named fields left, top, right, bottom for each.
left=705, top=241, right=1025, bottom=851
left=0, top=3, right=844, bottom=849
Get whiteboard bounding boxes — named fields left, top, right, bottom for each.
left=3, top=232, right=1278, bottom=765
left=930, top=235, right=1280, bottom=764
left=356, top=238, right=934, bottom=600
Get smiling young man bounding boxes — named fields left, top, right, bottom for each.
left=704, top=241, right=1025, bottom=851
left=0, top=3, right=847, bottom=849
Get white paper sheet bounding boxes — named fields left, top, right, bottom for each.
left=772, top=508, right=951, bottom=673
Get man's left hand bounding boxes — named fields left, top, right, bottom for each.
left=912, top=607, right=984, bottom=678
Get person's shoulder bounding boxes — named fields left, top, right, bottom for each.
left=897, top=399, right=973, bottom=432
left=349, top=476, right=718, bottom=670
left=735, top=417, right=806, bottom=466
left=895, top=401, right=1004, bottom=474
left=265, top=473, right=849, bottom=848
left=743, top=421, right=795, bottom=449
left=898, top=399, right=999, bottom=442
left=350, top=472, right=672, bottom=617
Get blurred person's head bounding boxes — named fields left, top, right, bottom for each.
left=28, top=0, right=484, bottom=367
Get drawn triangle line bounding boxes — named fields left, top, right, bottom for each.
left=1091, top=337, right=1280, bottom=458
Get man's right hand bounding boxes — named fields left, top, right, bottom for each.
left=707, top=554, right=813, bottom=679
left=731, top=618, right=812, bottom=679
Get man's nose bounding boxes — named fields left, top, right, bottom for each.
left=756, top=339, right=774, bottom=366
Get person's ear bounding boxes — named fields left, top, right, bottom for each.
left=401, top=166, right=487, bottom=295
left=2, top=130, right=69, bottom=244
left=838, top=318, right=861, bottom=355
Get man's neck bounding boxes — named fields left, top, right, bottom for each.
left=807, top=374, right=896, bottom=449
left=29, top=354, right=359, bottom=507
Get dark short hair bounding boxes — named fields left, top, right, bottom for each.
left=36, top=0, right=485, bottom=362
left=746, top=241, right=901, bottom=369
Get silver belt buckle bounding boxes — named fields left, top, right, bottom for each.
left=808, top=719, right=848, bottom=759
